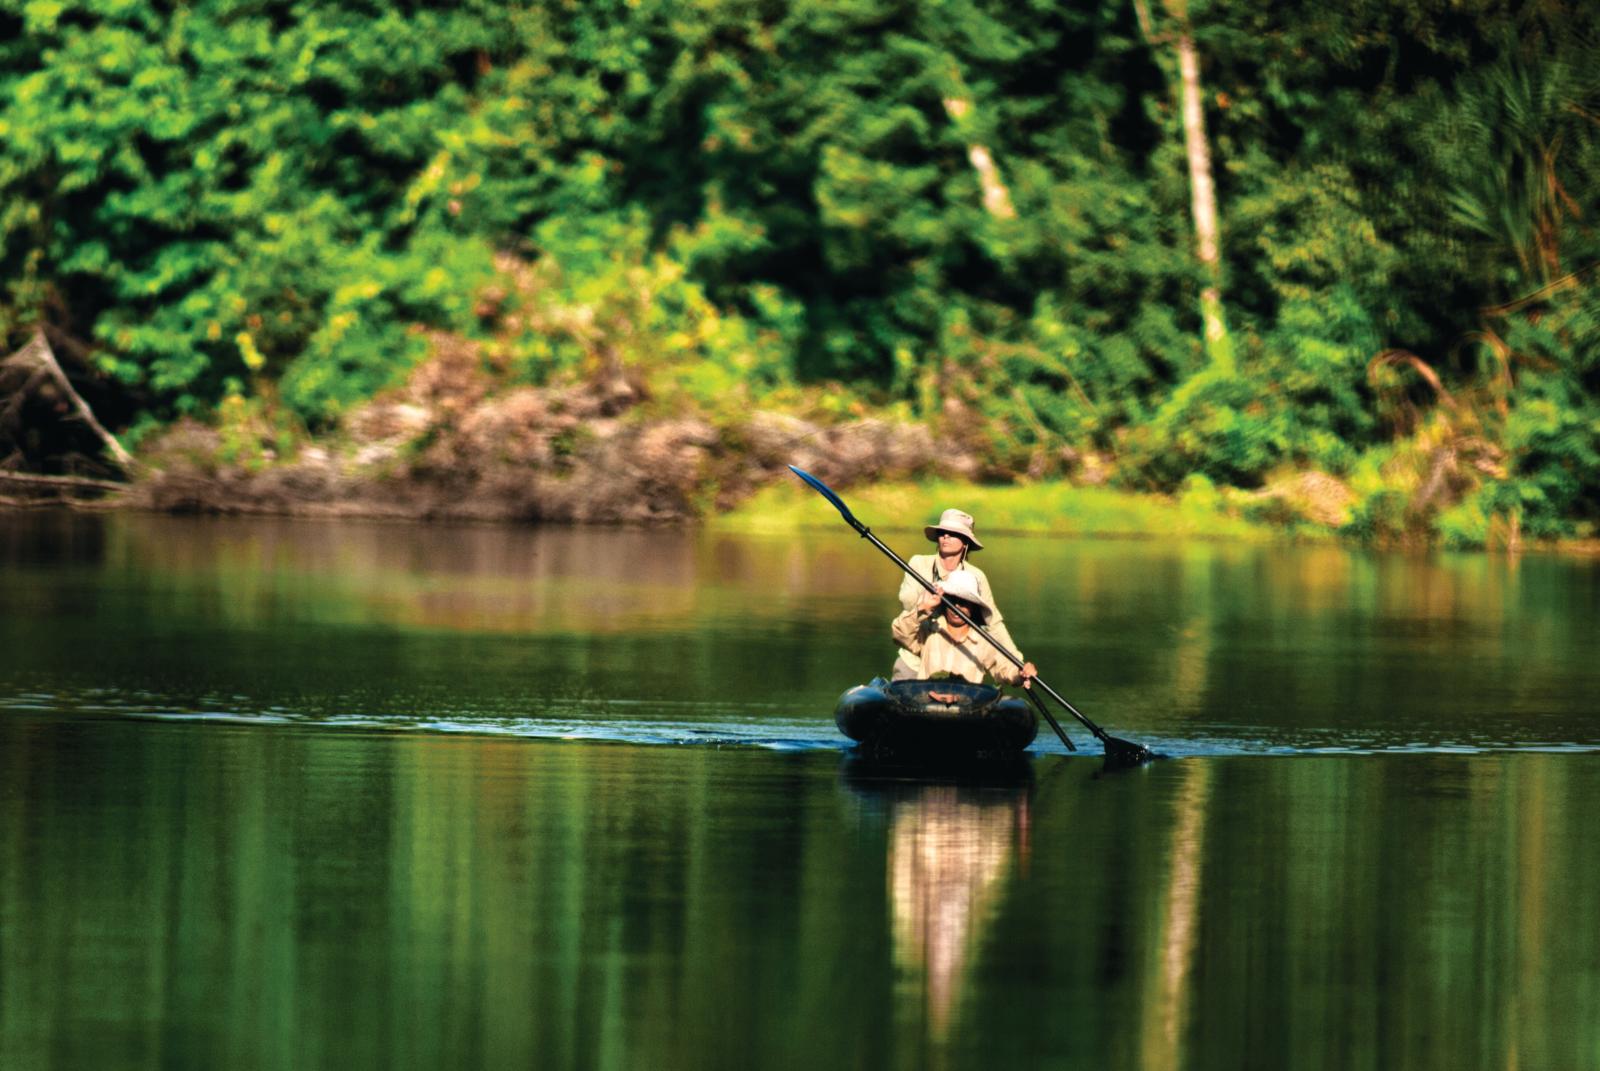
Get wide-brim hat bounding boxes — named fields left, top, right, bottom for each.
left=923, top=508, right=984, bottom=551
left=936, top=569, right=994, bottom=624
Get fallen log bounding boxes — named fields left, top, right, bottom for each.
left=3, top=329, right=137, bottom=472
left=0, top=470, right=127, bottom=493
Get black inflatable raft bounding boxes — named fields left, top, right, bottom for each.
left=834, top=677, right=1038, bottom=758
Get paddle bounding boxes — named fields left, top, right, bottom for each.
left=788, top=465, right=1155, bottom=766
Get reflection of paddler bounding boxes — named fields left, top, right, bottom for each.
left=892, top=570, right=1037, bottom=688
left=885, top=782, right=1030, bottom=1042
left=893, top=509, right=1021, bottom=681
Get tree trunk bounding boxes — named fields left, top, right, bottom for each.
left=940, top=68, right=1017, bottom=221
left=1138, top=0, right=1232, bottom=369
left=1174, top=24, right=1229, bottom=368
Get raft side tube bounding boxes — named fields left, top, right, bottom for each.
left=834, top=677, right=1038, bottom=758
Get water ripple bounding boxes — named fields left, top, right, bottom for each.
left=5, top=690, right=1598, bottom=758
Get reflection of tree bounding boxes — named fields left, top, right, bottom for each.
left=884, top=781, right=1028, bottom=1044
left=1139, top=761, right=1210, bottom=1071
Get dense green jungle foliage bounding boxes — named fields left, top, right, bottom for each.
left=1, top=0, right=1598, bottom=542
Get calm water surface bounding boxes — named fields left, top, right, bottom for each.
left=3, top=512, right=1599, bottom=1069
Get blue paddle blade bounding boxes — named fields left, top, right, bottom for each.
left=788, top=465, right=861, bottom=529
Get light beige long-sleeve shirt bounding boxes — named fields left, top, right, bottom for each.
left=891, top=607, right=1025, bottom=686
left=893, top=554, right=1019, bottom=678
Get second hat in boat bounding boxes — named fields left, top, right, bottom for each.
left=936, top=569, right=993, bottom=624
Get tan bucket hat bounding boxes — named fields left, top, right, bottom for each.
left=924, top=507, right=984, bottom=550
left=936, top=570, right=994, bottom=624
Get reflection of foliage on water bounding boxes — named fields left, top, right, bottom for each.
left=95, top=514, right=906, bottom=636
left=7, top=712, right=1600, bottom=1068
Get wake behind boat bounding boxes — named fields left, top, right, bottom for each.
left=834, top=677, right=1038, bottom=759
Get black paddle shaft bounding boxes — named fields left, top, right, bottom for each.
left=788, top=466, right=1153, bottom=764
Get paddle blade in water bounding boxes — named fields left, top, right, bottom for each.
left=1102, top=734, right=1158, bottom=768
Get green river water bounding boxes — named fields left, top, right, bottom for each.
left=3, top=512, right=1599, bottom=1069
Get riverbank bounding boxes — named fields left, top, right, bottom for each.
left=0, top=406, right=1539, bottom=552
left=8, top=407, right=1331, bottom=544
left=8, top=459, right=1583, bottom=553
left=0, top=445, right=1342, bottom=543
left=0, top=330, right=1545, bottom=551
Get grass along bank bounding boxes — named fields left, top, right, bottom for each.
left=713, top=476, right=1295, bottom=542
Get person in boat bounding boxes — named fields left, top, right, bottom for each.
left=892, top=569, right=1037, bottom=688
left=892, top=508, right=1020, bottom=681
